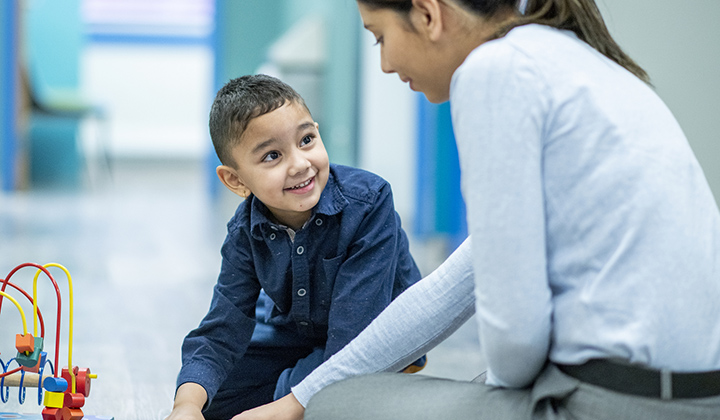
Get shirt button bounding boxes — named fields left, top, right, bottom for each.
left=296, top=246, right=304, bottom=255
left=269, top=233, right=276, bottom=240
left=299, top=321, right=309, bottom=326
left=315, top=218, right=323, bottom=226
left=297, top=288, right=307, bottom=296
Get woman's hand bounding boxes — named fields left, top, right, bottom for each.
left=232, top=393, right=305, bottom=420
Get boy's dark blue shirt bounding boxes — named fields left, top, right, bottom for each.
left=178, top=164, right=421, bottom=401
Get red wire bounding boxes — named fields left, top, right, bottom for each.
left=1, top=263, right=62, bottom=378
left=0, top=366, right=23, bottom=379
left=0, top=282, right=46, bottom=380
left=0, top=280, right=46, bottom=337
left=0, top=281, right=46, bottom=380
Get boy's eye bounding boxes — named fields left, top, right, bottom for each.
left=300, top=135, right=314, bottom=146
left=262, top=151, right=280, bottom=162
left=373, top=36, right=383, bottom=46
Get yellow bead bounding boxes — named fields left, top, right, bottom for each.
left=43, top=391, right=65, bottom=408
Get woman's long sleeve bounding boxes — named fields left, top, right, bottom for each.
left=291, top=237, right=475, bottom=406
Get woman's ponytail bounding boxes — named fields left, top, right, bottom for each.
left=358, top=0, right=650, bottom=84
left=503, top=0, right=651, bottom=84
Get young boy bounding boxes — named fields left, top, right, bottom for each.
left=168, top=74, right=422, bottom=420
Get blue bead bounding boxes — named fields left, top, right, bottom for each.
left=43, top=376, right=69, bottom=392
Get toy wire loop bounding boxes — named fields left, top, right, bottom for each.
left=0, top=262, right=83, bottom=408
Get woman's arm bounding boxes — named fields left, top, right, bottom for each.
left=309, top=237, right=475, bottom=402
left=235, top=237, right=475, bottom=420
left=451, top=43, right=553, bottom=387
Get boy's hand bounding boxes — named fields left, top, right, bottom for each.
left=165, top=382, right=208, bottom=420
left=232, top=393, right=304, bottom=420
left=164, top=402, right=204, bottom=420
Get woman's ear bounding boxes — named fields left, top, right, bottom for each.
left=216, top=165, right=250, bottom=198
left=410, top=0, right=444, bottom=41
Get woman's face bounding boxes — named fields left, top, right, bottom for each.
left=358, top=2, right=456, bottom=103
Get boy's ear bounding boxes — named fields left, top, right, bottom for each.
left=410, top=0, right=443, bottom=41
left=216, top=165, right=251, bottom=198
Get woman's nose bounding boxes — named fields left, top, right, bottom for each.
left=380, top=50, right=394, bottom=74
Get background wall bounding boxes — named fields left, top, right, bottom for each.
left=0, top=1, right=20, bottom=191
left=597, top=0, right=720, bottom=202
left=2, top=0, right=719, bottom=223
left=215, top=0, right=360, bottom=166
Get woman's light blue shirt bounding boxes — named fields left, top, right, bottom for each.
left=451, top=24, right=720, bottom=387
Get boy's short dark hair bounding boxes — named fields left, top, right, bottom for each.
left=209, top=74, right=311, bottom=167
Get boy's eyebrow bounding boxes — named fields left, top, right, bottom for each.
left=251, top=138, right=277, bottom=155
left=250, top=122, right=316, bottom=155
left=297, top=121, right=316, bottom=131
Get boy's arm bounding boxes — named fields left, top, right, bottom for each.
left=176, top=230, right=261, bottom=408
left=165, top=382, right=208, bottom=420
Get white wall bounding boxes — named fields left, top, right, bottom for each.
left=81, top=43, right=214, bottom=159
left=358, top=28, right=418, bottom=222
left=598, top=0, right=720, bottom=202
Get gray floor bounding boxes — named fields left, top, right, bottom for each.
left=0, top=160, right=483, bottom=419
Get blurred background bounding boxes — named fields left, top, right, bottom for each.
left=0, top=0, right=719, bottom=419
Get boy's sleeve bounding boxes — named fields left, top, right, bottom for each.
left=175, top=230, right=261, bottom=405
left=323, top=182, right=420, bottom=359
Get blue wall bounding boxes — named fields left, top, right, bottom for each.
left=25, top=0, right=83, bottom=93
left=1, top=0, right=20, bottom=191
left=213, top=0, right=360, bottom=165
left=415, top=98, right=467, bottom=248
left=24, top=0, right=84, bottom=188
left=210, top=0, right=361, bottom=195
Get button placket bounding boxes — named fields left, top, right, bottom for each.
left=290, top=234, right=312, bottom=335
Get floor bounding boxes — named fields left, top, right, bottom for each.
left=0, top=160, right=484, bottom=419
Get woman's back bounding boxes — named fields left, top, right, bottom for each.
left=452, top=23, right=720, bottom=379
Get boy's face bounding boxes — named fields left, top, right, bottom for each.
left=218, top=101, right=330, bottom=230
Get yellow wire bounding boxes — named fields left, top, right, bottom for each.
left=33, top=263, right=76, bottom=394
left=0, top=290, right=29, bottom=336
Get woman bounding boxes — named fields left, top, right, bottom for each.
left=236, top=0, right=720, bottom=419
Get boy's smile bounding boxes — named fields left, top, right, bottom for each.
left=219, top=101, right=330, bottom=230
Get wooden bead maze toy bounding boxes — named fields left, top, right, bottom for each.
left=0, top=263, right=111, bottom=420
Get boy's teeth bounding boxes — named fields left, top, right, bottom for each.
left=291, top=179, right=311, bottom=189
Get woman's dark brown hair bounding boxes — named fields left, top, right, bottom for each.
left=357, top=0, right=650, bottom=84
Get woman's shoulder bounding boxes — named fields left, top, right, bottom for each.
left=467, top=24, right=579, bottom=65
left=454, top=24, right=609, bottom=95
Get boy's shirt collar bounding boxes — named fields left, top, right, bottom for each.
left=249, top=166, right=349, bottom=240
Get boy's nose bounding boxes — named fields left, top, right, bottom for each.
left=288, top=153, right=311, bottom=176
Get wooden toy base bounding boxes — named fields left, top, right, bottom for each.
left=0, top=414, right=113, bottom=419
